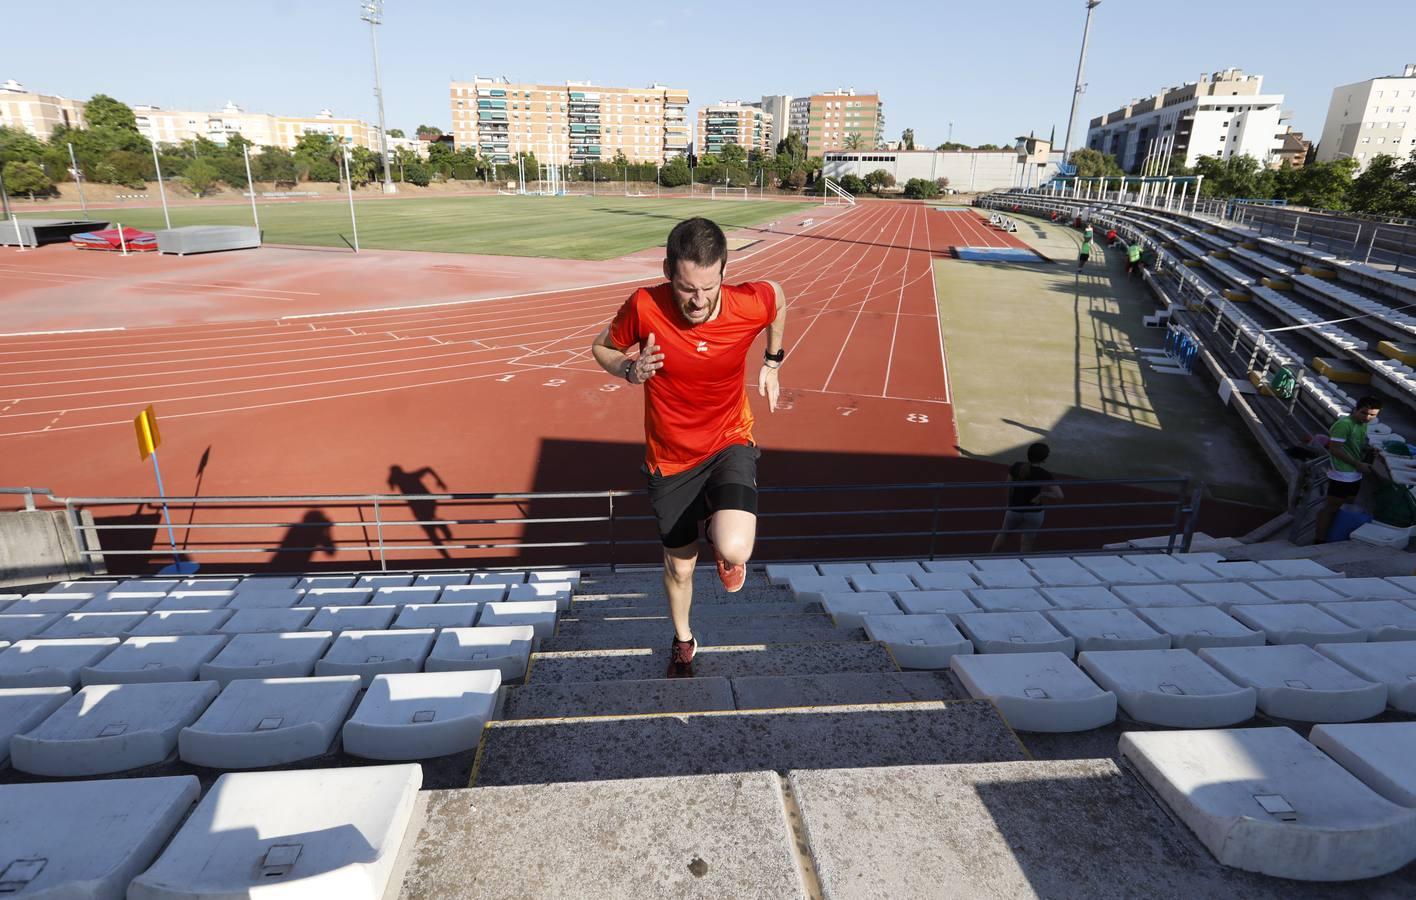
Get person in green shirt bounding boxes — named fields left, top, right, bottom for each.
left=1077, top=236, right=1093, bottom=272
left=1315, top=395, right=1382, bottom=543
left=1126, top=241, right=1143, bottom=279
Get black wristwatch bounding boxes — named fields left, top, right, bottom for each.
left=764, top=348, right=785, bottom=365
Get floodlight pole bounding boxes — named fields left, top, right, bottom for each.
left=1061, top=0, right=1101, bottom=164
left=151, top=143, right=171, bottom=230
left=242, top=143, right=260, bottom=232
left=361, top=0, right=397, bottom=194
left=67, top=142, right=89, bottom=218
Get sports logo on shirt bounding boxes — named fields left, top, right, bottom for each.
left=696, top=341, right=709, bottom=353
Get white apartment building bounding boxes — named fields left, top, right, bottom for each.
left=696, top=101, right=773, bottom=156
left=751, top=95, right=791, bottom=149
left=1316, top=63, right=1416, bottom=171
left=788, top=97, right=810, bottom=139
left=1085, top=68, right=1288, bottom=173
left=0, top=80, right=86, bottom=138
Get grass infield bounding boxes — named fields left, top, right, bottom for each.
left=56, top=194, right=815, bottom=259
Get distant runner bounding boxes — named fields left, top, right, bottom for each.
left=1127, top=240, right=1144, bottom=279
left=1078, top=234, right=1093, bottom=272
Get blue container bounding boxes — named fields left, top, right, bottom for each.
left=1327, top=505, right=1373, bottom=543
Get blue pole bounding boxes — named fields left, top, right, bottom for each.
left=150, top=449, right=189, bottom=573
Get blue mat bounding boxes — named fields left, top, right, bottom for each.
left=953, top=246, right=1045, bottom=262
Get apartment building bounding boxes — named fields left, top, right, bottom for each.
left=788, top=97, right=810, bottom=140
left=800, top=89, right=885, bottom=157
left=1316, top=64, right=1416, bottom=171
left=0, top=80, right=87, bottom=138
left=750, top=95, right=791, bottom=150
left=695, top=101, right=773, bottom=156
left=448, top=76, right=689, bottom=165
left=1085, top=68, right=1288, bottom=173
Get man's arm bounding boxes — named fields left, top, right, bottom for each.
left=591, top=327, right=662, bottom=384
left=759, top=280, right=787, bottom=412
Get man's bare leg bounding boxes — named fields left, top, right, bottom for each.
left=664, top=542, right=699, bottom=642
left=709, top=509, right=757, bottom=569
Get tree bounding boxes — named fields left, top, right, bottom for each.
left=901, top=128, right=915, bottom=151
left=0, top=126, right=46, bottom=166
left=402, top=160, right=431, bottom=186
left=843, top=132, right=865, bottom=152
left=837, top=173, right=866, bottom=195
left=3, top=160, right=53, bottom=197
left=936, top=141, right=969, bottom=151
left=254, top=146, right=299, bottom=186
left=659, top=155, right=690, bottom=187
left=84, top=94, right=139, bottom=133
left=183, top=157, right=220, bottom=196
left=902, top=177, right=939, bottom=199
left=1347, top=154, right=1412, bottom=217
left=415, top=125, right=443, bottom=139
left=1069, top=148, right=1125, bottom=179
left=864, top=168, right=895, bottom=194
left=386, top=128, right=405, bottom=138
left=776, top=132, right=805, bottom=161
left=1192, top=154, right=1267, bottom=199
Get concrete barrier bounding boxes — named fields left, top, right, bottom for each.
left=0, top=509, right=102, bottom=588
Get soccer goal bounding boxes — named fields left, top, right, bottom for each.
left=711, top=187, right=749, bottom=201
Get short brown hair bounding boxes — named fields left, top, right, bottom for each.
left=666, top=217, right=727, bottom=274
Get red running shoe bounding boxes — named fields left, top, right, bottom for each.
left=716, top=554, right=746, bottom=593
left=668, top=635, right=698, bottom=677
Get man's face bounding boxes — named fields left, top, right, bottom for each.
left=664, top=258, right=723, bottom=325
left=1354, top=405, right=1381, bottom=424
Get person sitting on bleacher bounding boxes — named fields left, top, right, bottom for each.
left=1106, top=227, right=1119, bottom=246
left=1314, top=396, right=1382, bottom=543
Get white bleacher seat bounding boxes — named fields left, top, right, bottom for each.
left=951, top=651, right=1116, bottom=732
left=392, top=603, right=481, bottom=630
left=414, top=572, right=471, bottom=586
left=155, top=590, right=235, bottom=611
left=11, top=595, right=95, bottom=615
left=1044, top=609, right=1170, bottom=652
left=305, top=605, right=397, bottom=633
left=1230, top=603, right=1367, bottom=645
left=892, top=590, right=978, bottom=617
left=343, top=670, right=501, bottom=760
left=1250, top=578, right=1347, bottom=604
left=297, top=587, right=374, bottom=607
left=0, top=686, right=71, bottom=765
left=0, top=613, right=60, bottom=642
left=0, top=776, right=199, bottom=898
left=235, top=576, right=299, bottom=592
left=374, top=585, right=443, bottom=606
left=1310, top=723, right=1416, bottom=807
left=131, top=608, right=234, bottom=636
left=819, top=592, right=901, bottom=628
left=225, top=588, right=303, bottom=610
left=1078, top=648, right=1256, bottom=727
left=78, top=591, right=168, bottom=613
left=126, top=578, right=179, bottom=592
left=0, top=596, right=14, bottom=614
left=1038, top=586, right=1126, bottom=610
left=1130, top=558, right=1223, bottom=582
left=861, top=614, right=971, bottom=669
left=972, top=558, right=1029, bottom=573
left=220, top=607, right=316, bottom=634
left=179, top=675, right=362, bottom=768
left=955, top=611, right=1075, bottom=656
left=200, top=631, right=335, bottom=687
left=128, top=764, right=421, bottom=900
left=1074, top=557, right=1161, bottom=584
left=1134, top=606, right=1265, bottom=650
left=0, top=637, right=119, bottom=688
left=1320, top=600, right=1416, bottom=641
left=972, top=569, right=1041, bottom=589
left=868, top=561, right=926, bottom=577
left=1321, top=577, right=1416, bottom=602
left=1120, top=727, right=1416, bottom=881
left=1200, top=560, right=1273, bottom=580
left=968, top=588, right=1053, bottom=613
left=1022, top=557, right=1099, bottom=585
left=528, top=569, right=582, bottom=589
left=1170, top=552, right=1227, bottom=565
left=1258, top=559, right=1341, bottom=579
left=81, top=634, right=228, bottom=685
left=11, top=680, right=220, bottom=776
left=1315, top=641, right=1416, bottom=713
left=1199, top=644, right=1387, bottom=722
left=506, top=581, right=573, bottom=611
left=1113, top=584, right=1205, bottom=608
left=920, top=560, right=980, bottom=575
left=471, top=571, right=528, bottom=585
left=788, top=575, right=852, bottom=602
left=439, top=583, right=509, bottom=603
left=911, top=571, right=979, bottom=591
left=1179, top=581, right=1275, bottom=609
left=478, top=600, right=556, bottom=642
left=817, top=562, right=873, bottom=578
left=425, top=625, right=535, bottom=681
left=175, top=578, right=242, bottom=591
left=46, top=579, right=119, bottom=594
left=316, top=629, right=437, bottom=687
left=357, top=574, right=415, bottom=589
left=1383, top=575, right=1416, bottom=597
left=300, top=575, right=357, bottom=589
left=849, top=573, right=917, bottom=593
left=766, top=563, right=818, bottom=586
left=40, top=610, right=147, bottom=638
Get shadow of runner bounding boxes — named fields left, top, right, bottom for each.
left=268, top=509, right=336, bottom=571
left=387, top=465, right=452, bottom=559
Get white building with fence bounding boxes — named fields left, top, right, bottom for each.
left=823, top=149, right=1063, bottom=193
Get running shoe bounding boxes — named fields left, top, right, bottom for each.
left=715, top=553, right=746, bottom=593
left=668, top=635, right=698, bottom=677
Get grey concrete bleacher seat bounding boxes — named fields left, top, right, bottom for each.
left=1250, top=578, right=1347, bottom=604
left=392, top=602, right=481, bottom=629
left=818, top=562, right=873, bottom=578
left=178, top=674, right=362, bottom=768
left=235, top=576, right=299, bottom=592
left=0, top=637, right=119, bottom=688
left=861, top=614, right=971, bottom=669
left=78, top=591, right=167, bottom=613
left=1130, top=557, right=1224, bottom=582
left=529, top=569, right=582, bottom=589
left=787, top=575, right=852, bottom=602
left=40, top=610, right=147, bottom=638
left=971, top=568, right=1041, bottom=589
left=343, top=670, right=501, bottom=760
left=11, top=595, right=93, bottom=614
left=315, top=628, right=437, bottom=687
left=848, top=573, right=917, bottom=593
left=1179, top=581, right=1275, bottom=609
left=128, top=764, right=421, bottom=900
left=297, top=587, right=374, bottom=607
left=892, top=589, right=978, bottom=617
left=0, top=685, right=71, bottom=765
left=1199, top=644, right=1387, bottom=722
left=80, top=634, right=229, bottom=684
left=11, top=680, right=220, bottom=776
left=47, top=579, right=119, bottom=594
left=130, top=608, right=234, bottom=636
left=1310, top=722, right=1416, bottom=807
left=415, top=572, right=471, bottom=586
left=154, top=590, right=235, bottom=611
left=471, top=571, right=528, bottom=585
left=1315, top=641, right=1416, bottom=713
left=1023, top=557, right=1100, bottom=586
left=1257, top=558, right=1340, bottom=579
left=127, top=578, right=179, bottom=593
left=424, top=625, right=535, bottom=681
left=1134, top=606, right=1265, bottom=650
left=869, top=561, right=925, bottom=577
left=374, top=585, right=443, bottom=606
left=0, top=776, right=198, bottom=898
left=298, top=575, right=356, bottom=589
left=1078, top=648, right=1257, bottom=727
left=174, top=577, right=241, bottom=591
left=439, top=583, right=508, bottom=603
left=952, top=651, right=1116, bottom=732
left=477, top=600, right=557, bottom=641
left=1229, top=603, right=1367, bottom=645
left=1120, top=727, right=1416, bottom=881
left=1038, top=585, right=1126, bottom=610
left=1113, top=584, right=1205, bottom=608
left=1321, top=577, right=1416, bottom=602
left=304, top=604, right=397, bottom=633
left=1199, top=560, right=1274, bottom=580
left=972, top=558, right=1029, bottom=573
left=1384, top=575, right=1416, bottom=597
left=1044, top=609, right=1170, bottom=652
left=0, top=613, right=59, bottom=642
left=506, top=581, right=573, bottom=610
left=912, top=571, right=979, bottom=590
left=199, top=631, right=334, bottom=686
left=968, top=587, right=1053, bottom=613
left=220, top=606, right=316, bottom=633
left=1074, top=556, right=1161, bottom=583
left=766, top=563, right=818, bottom=586
left=820, top=592, right=901, bottom=628
left=225, top=588, right=303, bottom=609
left=920, top=560, right=979, bottom=575
left=1319, top=600, right=1416, bottom=641
left=956, top=611, right=1075, bottom=656
left=357, top=574, right=415, bottom=589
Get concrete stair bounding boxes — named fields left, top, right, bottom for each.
left=525, top=642, right=897, bottom=683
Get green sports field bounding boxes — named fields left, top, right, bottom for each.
left=54, top=194, right=815, bottom=259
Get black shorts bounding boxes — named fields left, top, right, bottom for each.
left=1327, top=477, right=1362, bottom=499
left=646, top=443, right=760, bottom=548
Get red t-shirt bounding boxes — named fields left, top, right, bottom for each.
left=609, top=281, right=777, bottom=476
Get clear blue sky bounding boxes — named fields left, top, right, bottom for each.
left=7, top=0, right=1415, bottom=150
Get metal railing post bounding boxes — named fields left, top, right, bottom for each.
left=927, top=487, right=942, bottom=560
left=372, top=498, right=387, bottom=571
left=1181, top=486, right=1205, bottom=552
left=1166, top=477, right=1191, bottom=553
left=608, top=494, right=617, bottom=574
left=23, top=488, right=35, bottom=511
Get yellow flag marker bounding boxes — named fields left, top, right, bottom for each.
left=135, top=404, right=161, bottom=461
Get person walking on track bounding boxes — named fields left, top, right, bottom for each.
left=1078, top=234, right=1093, bottom=272
left=591, top=217, right=787, bottom=676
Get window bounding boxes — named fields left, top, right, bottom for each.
left=1358, top=152, right=1367, bottom=159
left=1362, top=136, right=1371, bottom=143
left=1377, top=137, right=1386, bottom=144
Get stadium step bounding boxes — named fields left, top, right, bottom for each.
left=565, top=599, right=822, bottom=618
left=537, top=616, right=863, bottom=652
left=471, top=699, right=1025, bottom=786
left=525, top=641, right=898, bottom=684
